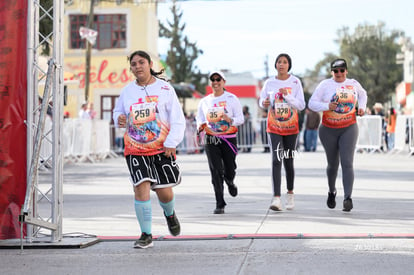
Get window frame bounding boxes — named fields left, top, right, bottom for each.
left=69, top=13, right=127, bottom=50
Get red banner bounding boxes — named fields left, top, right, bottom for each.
left=0, top=1, right=28, bottom=239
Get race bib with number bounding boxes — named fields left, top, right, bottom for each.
left=274, top=102, right=291, bottom=122
left=206, top=106, right=230, bottom=133
left=322, top=85, right=358, bottom=128
left=207, top=106, right=225, bottom=123
left=131, top=102, right=157, bottom=124
left=127, top=102, right=161, bottom=144
left=331, top=86, right=356, bottom=114
left=266, top=90, right=299, bottom=135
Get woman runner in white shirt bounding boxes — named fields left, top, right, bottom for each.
left=196, top=71, right=244, bottom=214
left=309, top=58, right=367, bottom=212
left=113, top=50, right=186, bottom=249
left=259, top=53, right=306, bottom=211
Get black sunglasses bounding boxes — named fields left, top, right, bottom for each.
left=210, top=77, right=222, bottom=82
left=332, top=69, right=345, bottom=73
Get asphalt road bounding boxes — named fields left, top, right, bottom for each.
left=1, top=149, right=413, bottom=274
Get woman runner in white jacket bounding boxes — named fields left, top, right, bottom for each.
left=113, top=50, right=186, bottom=248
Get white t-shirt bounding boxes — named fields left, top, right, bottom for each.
left=113, top=78, right=186, bottom=156
left=78, top=109, right=91, bottom=119
left=196, top=91, right=244, bottom=136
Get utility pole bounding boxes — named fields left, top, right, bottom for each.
left=84, top=0, right=95, bottom=102
left=264, top=54, right=269, bottom=79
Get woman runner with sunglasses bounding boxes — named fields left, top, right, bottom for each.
left=259, top=53, right=306, bottom=211
left=309, top=58, right=367, bottom=212
left=196, top=71, right=244, bottom=214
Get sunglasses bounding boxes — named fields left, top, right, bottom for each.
left=332, top=69, right=345, bottom=73
left=210, top=77, right=222, bottom=82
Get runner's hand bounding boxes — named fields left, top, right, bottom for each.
left=263, top=97, right=270, bottom=108
left=164, top=147, right=176, bottom=159
left=329, top=102, right=338, bottom=111
left=118, top=114, right=127, bottom=127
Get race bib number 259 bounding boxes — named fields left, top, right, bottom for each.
left=131, top=102, right=156, bottom=124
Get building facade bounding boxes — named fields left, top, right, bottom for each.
left=63, top=0, right=160, bottom=120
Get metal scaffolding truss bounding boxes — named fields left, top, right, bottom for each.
left=20, top=0, right=64, bottom=243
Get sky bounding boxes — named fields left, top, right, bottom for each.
left=157, top=0, right=414, bottom=78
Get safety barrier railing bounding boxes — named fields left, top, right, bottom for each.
left=392, top=115, right=414, bottom=155
left=356, top=116, right=383, bottom=152
left=409, top=116, right=414, bottom=155
left=356, top=115, right=413, bottom=155
left=62, top=118, right=117, bottom=163
left=176, top=119, right=269, bottom=154
left=64, top=116, right=414, bottom=159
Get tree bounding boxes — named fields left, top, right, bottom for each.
left=39, top=0, right=53, bottom=56
left=159, top=0, right=207, bottom=94
left=307, top=22, right=404, bottom=107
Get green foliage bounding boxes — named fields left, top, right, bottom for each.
left=308, top=22, right=404, bottom=107
left=159, top=0, right=207, bottom=94
left=338, top=22, right=403, bottom=106
left=39, top=0, right=54, bottom=55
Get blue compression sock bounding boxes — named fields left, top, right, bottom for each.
left=159, top=197, right=175, bottom=216
left=134, top=199, right=152, bottom=235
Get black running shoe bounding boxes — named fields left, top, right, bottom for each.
left=343, top=198, right=353, bottom=212
left=165, top=211, right=180, bottom=236
left=227, top=182, right=238, bottom=197
left=134, top=233, right=153, bottom=249
left=327, top=191, right=336, bottom=209
left=213, top=207, right=225, bottom=214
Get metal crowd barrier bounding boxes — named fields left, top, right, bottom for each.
left=393, top=115, right=414, bottom=155
left=65, top=116, right=414, bottom=158
left=356, top=115, right=383, bottom=152
left=356, top=115, right=413, bottom=155
left=409, top=116, right=414, bottom=155
left=176, top=118, right=269, bottom=154
left=63, top=118, right=116, bottom=163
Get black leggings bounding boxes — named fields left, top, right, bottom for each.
left=319, top=124, right=358, bottom=199
left=204, top=135, right=237, bottom=208
left=269, top=133, right=298, bottom=196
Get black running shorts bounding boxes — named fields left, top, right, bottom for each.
left=125, top=153, right=181, bottom=189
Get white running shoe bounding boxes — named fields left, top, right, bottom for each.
left=270, top=197, right=282, bottom=211
left=286, top=193, right=295, bottom=210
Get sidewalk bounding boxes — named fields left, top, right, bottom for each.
left=1, top=149, right=413, bottom=275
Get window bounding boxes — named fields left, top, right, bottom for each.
left=69, top=14, right=127, bottom=50
left=70, top=15, right=87, bottom=49
left=101, top=96, right=117, bottom=121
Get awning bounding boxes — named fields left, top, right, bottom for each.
left=192, top=91, right=203, bottom=98
left=172, top=83, right=202, bottom=98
